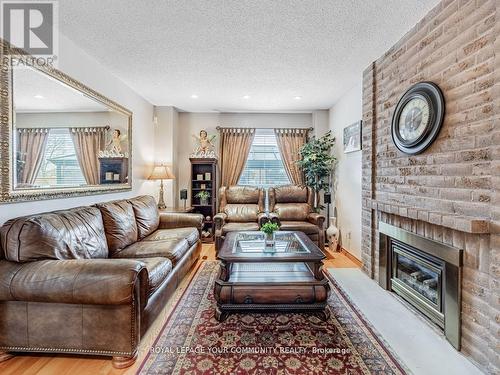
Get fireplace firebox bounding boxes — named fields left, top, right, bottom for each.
left=378, top=222, right=463, bottom=349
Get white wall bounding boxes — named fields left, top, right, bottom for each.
left=176, top=112, right=327, bottom=207
left=0, top=34, right=156, bottom=224
left=153, top=106, right=179, bottom=206
left=329, top=82, right=362, bottom=259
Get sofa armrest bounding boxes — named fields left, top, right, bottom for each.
left=159, top=212, right=204, bottom=233
left=257, top=212, right=270, bottom=227
left=1, top=259, right=148, bottom=306
left=308, top=213, right=326, bottom=229
left=268, top=212, right=280, bottom=226
left=214, top=213, right=227, bottom=231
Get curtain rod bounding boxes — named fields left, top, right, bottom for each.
left=216, top=126, right=314, bottom=131
left=16, top=125, right=110, bottom=130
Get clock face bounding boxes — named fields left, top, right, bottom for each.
left=398, top=96, right=430, bottom=143
left=391, top=82, right=444, bottom=155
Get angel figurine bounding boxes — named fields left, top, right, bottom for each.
left=106, top=128, right=128, bottom=157
left=191, top=129, right=216, bottom=157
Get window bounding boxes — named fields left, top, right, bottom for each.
left=238, top=129, right=290, bottom=187
left=34, top=128, right=86, bottom=187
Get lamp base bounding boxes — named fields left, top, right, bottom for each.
left=158, top=179, right=167, bottom=209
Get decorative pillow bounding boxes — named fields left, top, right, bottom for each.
left=96, top=200, right=138, bottom=255
left=129, top=195, right=160, bottom=239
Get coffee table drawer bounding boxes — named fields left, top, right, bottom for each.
left=216, top=284, right=328, bottom=305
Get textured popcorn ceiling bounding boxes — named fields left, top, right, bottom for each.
left=59, top=0, right=439, bottom=112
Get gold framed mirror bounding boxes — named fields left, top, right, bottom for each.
left=0, top=39, right=132, bottom=203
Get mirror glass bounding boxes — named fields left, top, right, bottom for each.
left=12, top=65, right=130, bottom=190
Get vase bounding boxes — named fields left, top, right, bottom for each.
left=326, top=217, right=339, bottom=252
left=265, top=232, right=275, bottom=250
left=200, top=197, right=208, bottom=206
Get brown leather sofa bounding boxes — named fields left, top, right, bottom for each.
left=214, top=186, right=268, bottom=251
left=269, top=185, right=325, bottom=249
left=0, top=195, right=203, bottom=368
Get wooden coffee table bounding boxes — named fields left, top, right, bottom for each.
left=214, top=231, right=330, bottom=321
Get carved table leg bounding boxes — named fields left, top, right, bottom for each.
left=316, top=309, right=330, bottom=322
left=215, top=306, right=229, bottom=322
left=112, top=351, right=137, bottom=369
left=0, top=351, right=13, bottom=362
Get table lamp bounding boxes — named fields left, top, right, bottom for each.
left=148, top=164, right=175, bottom=209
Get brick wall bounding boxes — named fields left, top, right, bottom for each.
left=361, top=0, right=499, bottom=372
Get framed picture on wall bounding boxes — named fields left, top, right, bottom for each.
left=343, top=121, right=362, bottom=153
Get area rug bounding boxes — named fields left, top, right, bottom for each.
left=137, top=261, right=409, bottom=374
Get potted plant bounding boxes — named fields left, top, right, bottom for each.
left=296, top=131, right=336, bottom=211
left=195, top=190, right=211, bottom=206
left=261, top=222, right=280, bottom=249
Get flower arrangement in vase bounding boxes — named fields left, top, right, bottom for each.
left=260, top=222, right=280, bottom=249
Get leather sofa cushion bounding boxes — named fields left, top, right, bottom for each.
left=274, top=203, right=310, bottom=221
left=96, top=200, right=138, bottom=255
left=113, top=238, right=190, bottom=266
left=221, top=222, right=259, bottom=234
left=224, top=204, right=259, bottom=222
left=137, top=257, right=172, bottom=296
left=278, top=221, right=319, bottom=235
left=274, top=185, right=309, bottom=203
left=129, top=195, right=159, bottom=239
left=145, top=228, right=199, bottom=247
left=0, top=207, right=108, bottom=262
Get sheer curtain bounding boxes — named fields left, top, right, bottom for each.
left=274, top=128, right=308, bottom=185
left=219, top=128, right=255, bottom=186
left=16, top=128, right=50, bottom=185
left=70, top=127, right=106, bottom=185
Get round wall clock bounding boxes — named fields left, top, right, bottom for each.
left=391, top=82, right=445, bottom=155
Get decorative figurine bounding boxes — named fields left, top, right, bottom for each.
left=190, top=129, right=217, bottom=158
left=101, top=128, right=128, bottom=158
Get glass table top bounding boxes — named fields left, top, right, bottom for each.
left=233, top=232, right=310, bottom=254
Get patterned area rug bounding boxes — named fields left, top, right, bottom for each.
left=138, top=261, right=408, bottom=374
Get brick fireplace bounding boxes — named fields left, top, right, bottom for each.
left=361, top=0, right=499, bottom=373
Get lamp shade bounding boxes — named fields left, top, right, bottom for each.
left=149, top=165, right=175, bottom=180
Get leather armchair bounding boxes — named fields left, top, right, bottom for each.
left=214, top=186, right=267, bottom=251
left=268, top=185, right=325, bottom=250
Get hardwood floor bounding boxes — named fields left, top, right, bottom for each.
left=0, top=243, right=358, bottom=375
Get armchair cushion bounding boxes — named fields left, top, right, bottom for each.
left=221, top=222, right=259, bottom=235
left=0, top=206, right=108, bottom=262
left=96, top=200, right=138, bottom=255
left=278, top=221, right=319, bottom=235
left=129, top=195, right=160, bottom=239
left=273, top=203, right=310, bottom=221
left=223, top=204, right=260, bottom=222
left=0, top=259, right=147, bottom=305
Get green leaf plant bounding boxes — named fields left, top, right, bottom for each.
left=296, top=130, right=336, bottom=211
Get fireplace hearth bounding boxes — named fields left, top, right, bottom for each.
left=378, top=222, right=463, bottom=349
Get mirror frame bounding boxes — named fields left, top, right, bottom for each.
left=0, top=39, right=132, bottom=203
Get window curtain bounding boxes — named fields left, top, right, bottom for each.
left=70, top=127, right=106, bottom=185
left=274, top=128, right=308, bottom=185
left=16, top=128, right=50, bottom=185
left=219, top=128, right=255, bottom=186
